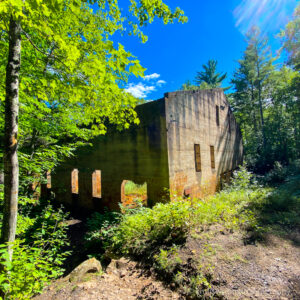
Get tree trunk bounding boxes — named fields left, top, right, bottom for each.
left=250, top=83, right=258, bottom=132
left=257, top=81, right=266, bottom=141
left=256, top=60, right=266, bottom=151
left=1, top=17, right=21, bottom=260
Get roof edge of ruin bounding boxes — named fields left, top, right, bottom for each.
left=164, top=88, right=224, bottom=99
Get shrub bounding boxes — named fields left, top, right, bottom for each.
left=85, top=210, right=121, bottom=252
left=226, top=165, right=254, bottom=191
left=85, top=167, right=300, bottom=298
left=0, top=241, right=66, bottom=300
left=259, top=174, right=300, bottom=228
left=98, top=171, right=266, bottom=258
left=110, top=200, right=191, bottom=258
left=154, top=246, right=182, bottom=274
left=0, top=197, right=70, bottom=299
left=263, top=160, right=300, bottom=185
left=263, top=161, right=288, bottom=184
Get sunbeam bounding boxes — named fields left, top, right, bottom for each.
left=233, top=0, right=298, bottom=35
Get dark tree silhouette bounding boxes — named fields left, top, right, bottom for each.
left=195, top=59, right=227, bottom=88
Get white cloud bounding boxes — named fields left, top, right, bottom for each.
left=144, top=73, right=160, bottom=81
left=125, top=83, right=156, bottom=98
left=157, top=80, right=166, bottom=87
left=125, top=73, right=167, bottom=99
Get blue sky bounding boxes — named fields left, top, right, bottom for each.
left=117, top=0, right=298, bottom=100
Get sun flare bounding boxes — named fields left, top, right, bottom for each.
left=234, top=0, right=298, bottom=34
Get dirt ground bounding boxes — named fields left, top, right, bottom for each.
left=34, top=258, right=181, bottom=300
left=34, top=226, right=300, bottom=300
left=181, top=227, right=300, bottom=299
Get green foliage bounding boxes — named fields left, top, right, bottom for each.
left=263, top=160, right=300, bottom=185
left=0, top=242, right=63, bottom=300
left=85, top=167, right=300, bottom=297
left=87, top=168, right=263, bottom=259
left=85, top=210, right=121, bottom=252
left=154, top=246, right=182, bottom=274
left=0, top=0, right=187, bottom=189
left=258, top=174, right=300, bottom=228
left=0, top=196, right=70, bottom=299
left=280, top=4, right=300, bottom=71
left=185, top=274, right=211, bottom=299
left=180, top=80, right=199, bottom=91
left=227, top=165, right=254, bottom=190
left=0, top=3, right=187, bottom=296
left=124, top=181, right=147, bottom=195
left=280, top=4, right=300, bottom=156
left=263, top=161, right=288, bottom=184
left=110, top=200, right=191, bottom=257
left=230, top=16, right=300, bottom=171
left=181, top=59, right=228, bottom=91
left=195, top=59, right=227, bottom=88
left=230, top=27, right=275, bottom=170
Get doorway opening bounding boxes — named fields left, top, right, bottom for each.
left=121, top=180, right=147, bottom=208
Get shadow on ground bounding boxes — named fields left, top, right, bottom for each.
left=246, top=174, right=300, bottom=246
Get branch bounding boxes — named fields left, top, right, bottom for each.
left=22, top=30, right=54, bottom=57
left=21, top=29, right=68, bottom=68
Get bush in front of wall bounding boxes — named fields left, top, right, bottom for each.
left=0, top=190, right=70, bottom=300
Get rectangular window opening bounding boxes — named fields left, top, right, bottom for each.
left=71, top=168, right=79, bottom=194
left=46, top=170, right=51, bottom=189
left=216, top=105, right=220, bottom=127
left=92, top=170, right=101, bottom=198
left=210, top=146, right=215, bottom=169
left=194, top=144, right=201, bottom=172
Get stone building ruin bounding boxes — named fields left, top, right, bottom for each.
left=49, top=89, right=243, bottom=212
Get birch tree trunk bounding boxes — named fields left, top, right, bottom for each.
left=1, top=17, right=21, bottom=260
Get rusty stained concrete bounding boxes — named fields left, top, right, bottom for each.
left=165, top=89, right=243, bottom=199
left=50, top=89, right=243, bottom=213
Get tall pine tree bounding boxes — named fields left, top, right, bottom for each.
left=231, top=27, right=275, bottom=170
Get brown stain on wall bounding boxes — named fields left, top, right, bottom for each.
left=165, top=89, right=243, bottom=200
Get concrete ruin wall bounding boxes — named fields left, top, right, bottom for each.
left=165, top=89, right=243, bottom=199
left=51, top=99, right=170, bottom=213
left=50, top=89, right=243, bottom=212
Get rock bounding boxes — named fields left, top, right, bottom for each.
left=106, top=258, right=129, bottom=276
left=69, top=258, right=102, bottom=283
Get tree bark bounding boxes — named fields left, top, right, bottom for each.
left=256, top=59, right=266, bottom=151
left=250, top=83, right=258, bottom=132
left=1, top=17, right=21, bottom=260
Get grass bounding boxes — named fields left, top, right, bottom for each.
left=256, top=174, right=300, bottom=232
left=124, top=181, right=147, bottom=196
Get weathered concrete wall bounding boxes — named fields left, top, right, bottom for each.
left=51, top=89, right=243, bottom=212
left=165, top=89, right=243, bottom=199
left=51, top=99, right=170, bottom=213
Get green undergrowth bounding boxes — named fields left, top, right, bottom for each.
left=86, top=165, right=300, bottom=298
left=0, top=190, right=71, bottom=300
left=256, top=174, right=300, bottom=231
left=124, top=181, right=147, bottom=196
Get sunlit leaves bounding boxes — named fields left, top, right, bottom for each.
left=280, top=4, right=300, bottom=70
left=0, top=0, right=186, bottom=183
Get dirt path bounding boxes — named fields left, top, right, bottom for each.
left=192, top=231, right=300, bottom=299
left=34, top=259, right=182, bottom=300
